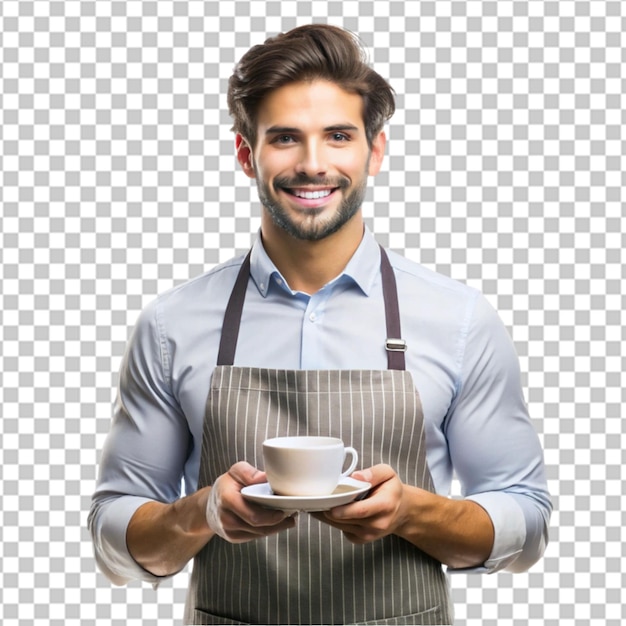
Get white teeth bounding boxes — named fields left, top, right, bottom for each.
left=292, top=189, right=332, bottom=199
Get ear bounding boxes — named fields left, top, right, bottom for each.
left=368, top=130, right=386, bottom=177
left=236, top=134, right=256, bottom=179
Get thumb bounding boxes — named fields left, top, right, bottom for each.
left=351, top=464, right=395, bottom=487
left=228, top=461, right=267, bottom=486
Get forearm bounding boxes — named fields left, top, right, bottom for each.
left=127, top=487, right=214, bottom=577
left=125, top=463, right=296, bottom=577
left=397, top=486, right=494, bottom=569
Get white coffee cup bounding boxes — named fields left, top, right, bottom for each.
left=262, top=436, right=359, bottom=497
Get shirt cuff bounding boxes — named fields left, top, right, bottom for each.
left=92, top=496, right=172, bottom=586
left=448, top=491, right=526, bottom=574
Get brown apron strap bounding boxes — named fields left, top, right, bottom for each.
left=379, top=245, right=407, bottom=370
left=216, top=244, right=406, bottom=370
left=215, top=249, right=252, bottom=366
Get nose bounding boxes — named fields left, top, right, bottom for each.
left=295, top=139, right=327, bottom=178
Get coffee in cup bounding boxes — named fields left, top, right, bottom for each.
left=262, top=436, right=358, bottom=497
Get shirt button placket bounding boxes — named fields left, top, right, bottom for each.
left=301, top=294, right=324, bottom=368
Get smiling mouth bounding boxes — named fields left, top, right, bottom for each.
left=286, top=188, right=337, bottom=200
left=274, top=176, right=348, bottom=205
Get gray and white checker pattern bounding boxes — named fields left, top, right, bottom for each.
left=1, top=1, right=624, bottom=624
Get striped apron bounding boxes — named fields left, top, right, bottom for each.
left=184, top=248, right=453, bottom=625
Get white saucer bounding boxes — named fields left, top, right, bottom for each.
left=241, top=477, right=371, bottom=512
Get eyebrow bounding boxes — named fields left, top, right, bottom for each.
left=265, top=124, right=361, bottom=135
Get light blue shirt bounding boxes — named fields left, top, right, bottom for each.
left=89, top=228, right=551, bottom=585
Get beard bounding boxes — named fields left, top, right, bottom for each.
left=255, top=170, right=369, bottom=242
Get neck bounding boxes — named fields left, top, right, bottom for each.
left=260, top=215, right=365, bottom=294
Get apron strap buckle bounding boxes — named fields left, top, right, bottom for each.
left=385, top=338, right=407, bottom=352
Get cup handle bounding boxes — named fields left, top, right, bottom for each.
left=340, top=446, right=358, bottom=479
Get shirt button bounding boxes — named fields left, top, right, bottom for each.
left=309, top=312, right=317, bottom=322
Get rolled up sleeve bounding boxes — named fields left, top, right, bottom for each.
left=445, top=294, right=552, bottom=574
left=88, top=298, right=191, bottom=585
left=88, top=495, right=159, bottom=585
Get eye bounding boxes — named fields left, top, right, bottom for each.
left=273, top=135, right=296, bottom=145
left=331, top=132, right=350, bottom=142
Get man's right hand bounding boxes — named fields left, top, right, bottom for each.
left=206, top=461, right=297, bottom=543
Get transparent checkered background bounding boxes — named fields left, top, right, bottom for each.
left=1, top=0, right=624, bottom=624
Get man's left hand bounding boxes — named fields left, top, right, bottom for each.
left=312, top=464, right=408, bottom=544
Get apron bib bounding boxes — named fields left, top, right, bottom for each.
left=185, top=248, right=452, bottom=625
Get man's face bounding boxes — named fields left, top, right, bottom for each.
left=237, top=80, right=385, bottom=241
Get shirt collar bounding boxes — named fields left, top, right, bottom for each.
left=249, top=227, right=382, bottom=298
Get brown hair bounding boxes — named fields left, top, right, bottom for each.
left=227, top=24, right=395, bottom=148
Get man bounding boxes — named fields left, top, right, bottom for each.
left=89, top=24, right=551, bottom=625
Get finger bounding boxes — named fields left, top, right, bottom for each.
left=207, top=472, right=278, bottom=539
left=341, top=531, right=372, bottom=545
left=222, top=478, right=295, bottom=524
left=218, top=480, right=292, bottom=528
left=350, top=468, right=373, bottom=483
left=325, top=499, right=373, bottom=521
left=311, top=508, right=369, bottom=529
left=351, top=464, right=395, bottom=487
left=221, top=507, right=297, bottom=538
left=236, top=501, right=294, bottom=528
left=311, top=514, right=373, bottom=542
left=222, top=516, right=297, bottom=543
left=323, top=483, right=390, bottom=521
left=313, top=511, right=390, bottom=545
left=228, top=461, right=267, bottom=486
